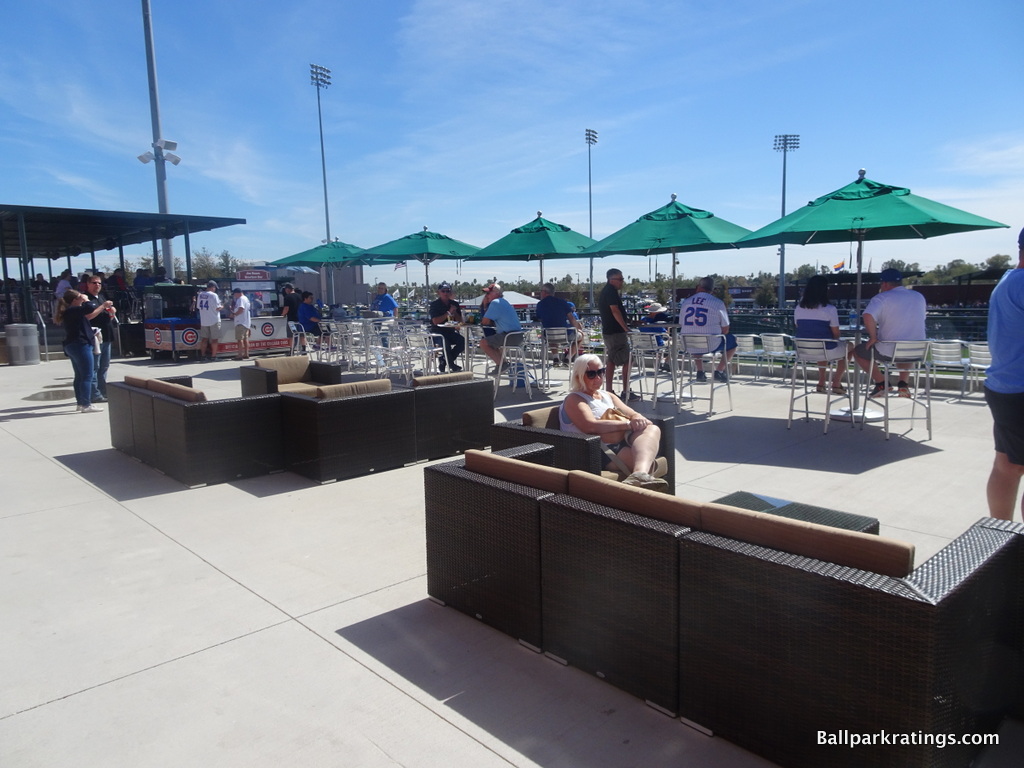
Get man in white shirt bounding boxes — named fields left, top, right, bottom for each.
left=230, top=287, right=252, bottom=360
left=854, top=268, right=927, bottom=397
left=678, top=276, right=737, bottom=382
left=197, top=281, right=223, bottom=361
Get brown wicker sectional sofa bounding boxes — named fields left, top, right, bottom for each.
left=109, top=372, right=492, bottom=487
left=424, top=445, right=1024, bottom=768
left=108, top=375, right=284, bottom=487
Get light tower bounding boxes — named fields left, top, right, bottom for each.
left=585, top=128, right=598, bottom=307
left=774, top=133, right=800, bottom=308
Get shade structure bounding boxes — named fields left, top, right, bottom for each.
left=735, top=170, right=1008, bottom=408
left=581, top=195, right=753, bottom=303
left=462, top=290, right=539, bottom=308
left=465, top=213, right=596, bottom=285
left=271, top=240, right=366, bottom=304
left=360, top=227, right=480, bottom=288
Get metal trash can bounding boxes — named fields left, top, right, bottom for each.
left=5, top=324, right=41, bottom=365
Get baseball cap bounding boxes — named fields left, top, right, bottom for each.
left=206, top=280, right=219, bottom=289
left=879, top=268, right=903, bottom=283
left=646, top=302, right=666, bottom=313
left=232, top=286, right=242, bottom=293
left=437, top=281, right=453, bottom=292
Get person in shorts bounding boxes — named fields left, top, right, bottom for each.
left=598, top=268, right=639, bottom=401
left=197, top=281, right=223, bottom=361
left=479, top=283, right=523, bottom=370
left=985, top=228, right=1024, bottom=520
left=230, top=287, right=252, bottom=360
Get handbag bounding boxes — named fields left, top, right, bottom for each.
left=599, top=407, right=634, bottom=477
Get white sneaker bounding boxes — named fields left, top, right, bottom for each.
left=80, top=405, right=104, bottom=414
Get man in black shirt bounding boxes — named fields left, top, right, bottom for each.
left=281, top=283, right=301, bottom=330
left=428, top=281, right=464, bottom=372
left=598, top=268, right=639, bottom=401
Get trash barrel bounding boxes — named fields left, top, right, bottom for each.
left=5, top=324, right=41, bottom=365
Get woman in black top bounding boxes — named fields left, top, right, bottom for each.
left=55, top=289, right=113, bottom=413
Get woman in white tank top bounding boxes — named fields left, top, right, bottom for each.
left=559, top=354, right=667, bottom=491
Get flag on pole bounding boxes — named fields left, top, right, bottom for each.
left=394, top=261, right=406, bottom=270
left=833, top=260, right=845, bottom=272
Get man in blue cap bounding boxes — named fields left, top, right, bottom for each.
left=984, top=227, right=1024, bottom=520
left=854, top=267, right=927, bottom=397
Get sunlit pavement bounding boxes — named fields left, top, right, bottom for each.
left=1, top=352, right=1020, bottom=767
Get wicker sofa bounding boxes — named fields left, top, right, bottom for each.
left=490, top=405, right=675, bottom=488
left=424, top=447, right=1024, bottom=768
left=108, top=375, right=284, bottom=487
left=239, top=355, right=345, bottom=396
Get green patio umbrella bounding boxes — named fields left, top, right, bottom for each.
left=465, top=212, right=596, bottom=285
left=271, top=240, right=366, bottom=304
left=735, top=169, right=1008, bottom=408
left=735, top=169, right=1008, bottom=310
left=581, top=194, right=753, bottom=305
left=360, top=227, right=481, bottom=288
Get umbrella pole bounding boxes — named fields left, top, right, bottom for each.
left=539, top=258, right=544, bottom=288
left=671, top=248, right=677, bottom=316
left=852, top=236, right=865, bottom=411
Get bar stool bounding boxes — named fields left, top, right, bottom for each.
left=630, top=331, right=670, bottom=402
left=862, top=340, right=932, bottom=440
left=493, top=331, right=532, bottom=399
left=677, top=334, right=732, bottom=414
left=787, top=338, right=853, bottom=434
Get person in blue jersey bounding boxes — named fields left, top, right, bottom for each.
left=985, top=227, right=1024, bottom=521
left=535, top=282, right=583, bottom=362
left=794, top=275, right=852, bottom=394
left=370, top=282, right=399, bottom=317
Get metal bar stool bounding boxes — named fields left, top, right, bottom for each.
left=493, top=331, right=532, bottom=399
left=677, top=334, right=732, bottom=414
left=787, top=338, right=853, bottom=433
left=862, top=340, right=932, bottom=440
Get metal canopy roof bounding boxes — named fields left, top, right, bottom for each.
left=0, top=204, right=246, bottom=260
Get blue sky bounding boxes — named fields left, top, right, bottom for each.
left=2, top=0, right=1021, bottom=289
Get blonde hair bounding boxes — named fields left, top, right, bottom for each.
left=569, top=353, right=603, bottom=392
left=54, top=289, right=82, bottom=323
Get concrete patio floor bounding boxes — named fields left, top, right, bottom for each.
left=1, top=351, right=1021, bottom=767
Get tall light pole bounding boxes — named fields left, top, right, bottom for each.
left=140, top=0, right=177, bottom=278
left=310, top=64, right=332, bottom=242
left=585, top=128, right=598, bottom=308
left=774, top=134, right=799, bottom=308
left=310, top=63, right=332, bottom=300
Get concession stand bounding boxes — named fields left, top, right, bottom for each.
left=143, top=270, right=291, bottom=359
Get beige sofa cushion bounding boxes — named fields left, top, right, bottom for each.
left=412, top=372, right=474, bottom=387
left=123, top=375, right=150, bottom=389
left=145, top=378, right=206, bottom=403
left=699, top=502, right=915, bottom=578
left=521, top=406, right=559, bottom=429
left=465, top=450, right=569, bottom=494
left=316, top=379, right=392, bottom=399
left=278, top=382, right=320, bottom=396
left=568, top=471, right=700, bottom=528
left=255, top=356, right=310, bottom=384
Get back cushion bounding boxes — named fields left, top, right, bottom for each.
left=145, top=378, right=206, bottom=403
left=123, top=375, right=150, bottom=389
left=700, top=502, right=915, bottom=578
left=521, top=406, right=559, bottom=429
left=568, top=471, right=700, bottom=528
left=255, top=356, right=310, bottom=384
left=465, top=450, right=569, bottom=494
left=412, top=372, right=474, bottom=387
left=316, top=379, right=392, bottom=399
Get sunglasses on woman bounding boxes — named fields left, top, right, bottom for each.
left=584, top=367, right=606, bottom=379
